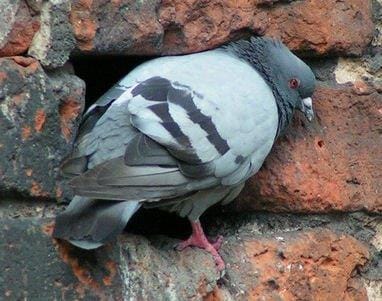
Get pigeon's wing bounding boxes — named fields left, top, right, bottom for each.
left=63, top=83, right=218, bottom=200
left=65, top=48, right=280, bottom=201
left=61, top=82, right=133, bottom=177
left=54, top=196, right=141, bottom=249
left=124, top=75, right=279, bottom=185
left=69, top=69, right=279, bottom=200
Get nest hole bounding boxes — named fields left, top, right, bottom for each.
left=71, top=55, right=153, bottom=109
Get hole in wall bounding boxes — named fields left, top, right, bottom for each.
left=70, top=55, right=155, bottom=109
left=127, top=205, right=226, bottom=240
left=128, top=209, right=190, bottom=239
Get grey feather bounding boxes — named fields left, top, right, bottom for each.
left=54, top=37, right=316, bottom=250
left=53, top=196, right=141, bottom=249
left=96, top=158, right=189, bottom=187
left=69, top=156, right=218, bottom=200
left=124, top=133, right=178, bottom=167
left=60, top=157, right=88, bottom=178
left=61, top=84, right=133, bottom=177
left=164, top=185, right=244, bottom=221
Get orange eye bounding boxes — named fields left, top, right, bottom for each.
left=289, top=78, right=300, bottom=89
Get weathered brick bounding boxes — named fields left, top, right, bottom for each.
left=0, top=212, right=375, bottom=301
left=236, top=84, right=382, bottom=213
left=0, top=57, right=85, bottom=199
left=69, top=0, right=373, bottom=56
left=0, top=0, right=374, bottom=59
left=0, top=0, right=40, bottom=56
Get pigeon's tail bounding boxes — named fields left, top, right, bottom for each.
left=53, top=196, right=141, bottom=249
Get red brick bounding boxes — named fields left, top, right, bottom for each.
left=0, top=1, right=40, bottom=56
left=68, top=0, right=373, bottom=56
left=236, top=84, right=382, bottom=213
left=218, top=229, right=369, bottom=301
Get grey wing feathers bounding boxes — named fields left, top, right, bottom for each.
left=127, top=77, right=228, bottom=165
left=66, top=75, right=277, bottom=199
left=124, top=133, right=178, bottom=167
left=125, top=76, right=265, bottom=184
left=61, top=83, right=132, bottom=177
left=70, top=155, right=218, bottom=200
left=55, top=52, right=280, bottom=249
left=66, top=76, right=244, bottom=201
left=53, top=196, right=141, bottom=249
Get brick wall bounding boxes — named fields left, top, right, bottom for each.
left=0, top=0, right=381, bottom=300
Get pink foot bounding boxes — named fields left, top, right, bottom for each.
left=209, top=235, right=223, bottom=250
left=176, top=221, right=225, bottom=272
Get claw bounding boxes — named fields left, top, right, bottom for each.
left=209, top=235, right=223, bottom=250
left=175, top=221, right=225, bottom=272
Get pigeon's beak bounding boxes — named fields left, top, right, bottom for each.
left=301, top=97, right=314, bottom=122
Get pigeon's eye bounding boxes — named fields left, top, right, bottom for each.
left=289, top=78, right=300, bottom=89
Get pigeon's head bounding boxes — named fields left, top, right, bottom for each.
left=226, top=37, right=316, bottom=130
left=260, top=38, right=316, bottom=122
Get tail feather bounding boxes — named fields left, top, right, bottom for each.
left=60, top=156, right=88, bottom=178
left=53, top=196, right=141, bottom=249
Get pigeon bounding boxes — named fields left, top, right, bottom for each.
left=53, top=37, right=316, bottom=272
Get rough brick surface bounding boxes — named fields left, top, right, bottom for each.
left=0, top=57, right=85, bottom=199
left=68, top=0, right=374, bottom=56
left=236, top=84, right=382, bottom=213
left=220, top=230, right=369, bottom=300
left=0, top=0, right=40, bottom=56
left=0, top=217, right=219, bottom=300
left=0, top=0, right=375, bottom=60
left=157, top=0, right=374, bottom=56
left=28, top=0, right=76, bottom=69
left=0, top=212, right=376, bottom=301
left=0, top=0, right=381, bottom=300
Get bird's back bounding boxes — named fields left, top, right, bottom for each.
left=54, top=46, right=280, bottom=249
left=66, top=48, right=280, bottom=190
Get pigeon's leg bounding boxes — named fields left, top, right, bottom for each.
left=176, top=220, right=225, bottom=271
left=208, top=235, right=223, bottom=250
